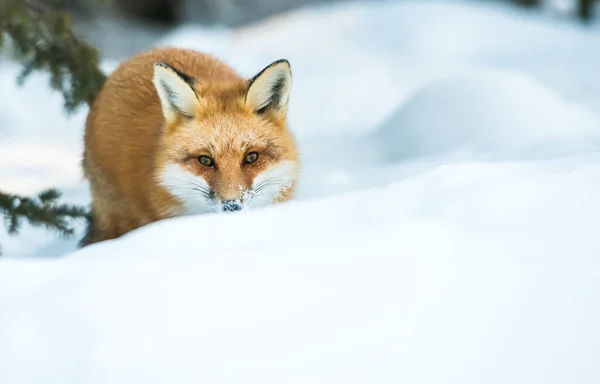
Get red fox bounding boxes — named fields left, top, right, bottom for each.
left=81, top=47, right=299, bottom=246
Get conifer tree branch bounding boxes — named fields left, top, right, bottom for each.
left=0, top=189, right=89, bottom=256
left=0, top=0, right=106, bottom=112
left=0, top=0, right=104, bottom=255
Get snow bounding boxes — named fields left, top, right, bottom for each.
left=1, top=0, right=600, bottom=382
left=1, top=161, right=599, bottom=383
left=373, top=69, right=600, bottom=162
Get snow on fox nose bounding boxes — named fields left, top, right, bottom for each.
left=222, top=200, right=243, bottom=212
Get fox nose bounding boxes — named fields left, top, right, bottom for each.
left=222, top=200, right=242, bottom=212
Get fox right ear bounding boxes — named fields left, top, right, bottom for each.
left=152, top=62, right=200, bottom=124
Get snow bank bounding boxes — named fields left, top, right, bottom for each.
left=1, top=155, right=599, bottom=383
left=2, top=66, right=600, bottom=384
left=373, top=69, right=600, bottom=162
left=1, top=1, right=600, bottom=381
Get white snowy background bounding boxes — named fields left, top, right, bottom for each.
left=1, top=0, right=599, bottom=383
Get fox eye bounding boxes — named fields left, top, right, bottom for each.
left=244, top=152, right=259, bottom=164
left=198, top=155, right=214, bottom=167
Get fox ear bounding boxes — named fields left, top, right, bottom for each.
left=152, top=62, right=199, bottom=124
left=246, top=59, right=292, bottom=117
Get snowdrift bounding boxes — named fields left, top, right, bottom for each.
left=1, top=154, right=599, bottom=383
left=1, top=0, right=600, bottom=383
left=374, top=70, right=600, bottom=162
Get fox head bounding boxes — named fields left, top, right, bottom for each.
left=151, top=59, right=299, bottom=216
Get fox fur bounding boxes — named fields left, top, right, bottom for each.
left=81, top=47, right=299, bottom=246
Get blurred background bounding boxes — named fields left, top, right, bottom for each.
left=32, top=0, right=600, bottom=59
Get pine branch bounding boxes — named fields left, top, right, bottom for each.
left=0, top=0, right=106, bottom=255
left=0, top=0, right=106, bottom=113
left=0, top=189, right=89, bottom=256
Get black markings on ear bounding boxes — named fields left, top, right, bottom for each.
left=254, top=76, right=285, bottom=115
left=155, top=62, right=197, bottom=89
left=248, top=59, right=290, bottom=114
left=269, top=75, right=285, bottom=109
left=165, top=87, right=192, bottom=118
left=248, top=59, right=289, bottom=87
left=154, top=62, right=198, bottom=119
left=255, top=105, right=268, bottom=115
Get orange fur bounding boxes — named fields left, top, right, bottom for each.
left=82, top=47, right=299, bottom=246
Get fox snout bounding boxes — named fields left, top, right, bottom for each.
left=213, top=182, right=249, bottom=211
left=160, top=160, right=297, bottom=216
left=222, top=200, right=243, bottom=212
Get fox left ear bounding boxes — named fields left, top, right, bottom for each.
left=152, top=62, right=200, bottom=125
left=246, top=59, right=292, bottom=117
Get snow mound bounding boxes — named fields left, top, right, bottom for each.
left=1, top=157, right=600, bottom=384
left=374, top=70, right=600, bottom=162
left=1, top=0, right=600, bottom=382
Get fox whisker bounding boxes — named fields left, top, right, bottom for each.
left=168, top=186, right=213, bottom=198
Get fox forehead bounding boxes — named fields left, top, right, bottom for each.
left=167, top=114, right=284, bottom=158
